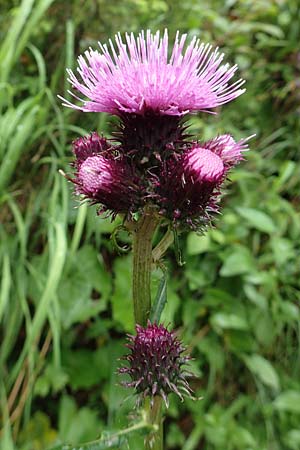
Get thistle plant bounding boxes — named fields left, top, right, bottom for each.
left=60, top=29, right=249, bottom=450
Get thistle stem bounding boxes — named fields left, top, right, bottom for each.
left=145, top=396, right=163, bottom=450
left=132, top=211, right=163, bottom=449
left=132, top=211, right=159, bottom=326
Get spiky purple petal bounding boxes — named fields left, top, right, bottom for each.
left=60, top=30, right=245, bottom=117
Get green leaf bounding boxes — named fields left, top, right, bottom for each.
left=274, top=391, right=300, bottom=413
left=63, top=350, right=101, bottom=390
left=220, top=246, right=255, bottom=277
left=280, top=301, right=299, bottom=323
left=274, top=160, right=296, bottom=191
left=58, top=395, right=102, bottom=444
left=160, top=285, right=180, bottom=325
left=75, top=245, right=111, bottom=296
left=187, top=233, right=211, bottom=255
left=0, top=104, right=40, bottom=191
left=197, top=336, right=225, bottom=371
left=236, top=207, right=276, bottom=234
left=111, top=256, right=134, bottom=332
left=59, top=275, right=105, bottom=328
left=243, top=354, right=280, bottom=390
left=270, top=237, right=295, bottom=266
left=63, top=347, right=110, bottom=390
left=58, top=245, right=111, bottom=328
left=226, top=331, right=257, bottom=353
left=243, top=284, right=267, bottom=309
left=186, top=257, right=217, bottom=288
left=252, top=312, right=275, bottom=347
left=211, top=313, right=249, bottom=331
left=18, top=411, right=57, bottom=449
left=150, top=272, right=167, bottom=323
left=284, top=429, right=300, bottom=450
left=34, top=364, right=68, bottom=397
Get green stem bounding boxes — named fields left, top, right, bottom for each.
left=145, top=396, right=163, bottom=450
left=152, top=227, right=174, bottom=263
left=132, top=211, right=159, bottom=326
left=132, top=210, right=163, bottom=449
left=48, top=420, right=154, bottom=450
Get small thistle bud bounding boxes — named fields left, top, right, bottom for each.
left=120, top=322, right=193, bottom=407
left=157, top=136, right=249, bottom=229
left=71, top=133, right=140, bottom=216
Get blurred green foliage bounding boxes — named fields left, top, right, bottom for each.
left=0, top=0, right=300, bottom=449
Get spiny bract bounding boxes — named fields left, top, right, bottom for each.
left=119, top=322, right=193, bottom=407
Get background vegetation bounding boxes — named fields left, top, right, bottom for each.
left=0, top=0, right=299, bottom=449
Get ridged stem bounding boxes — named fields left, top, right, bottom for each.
left=131, top=211, right=163, bottom=449
left=132, top=211, right=159, bottom=326
left=145, top=396, right=163, bottom=450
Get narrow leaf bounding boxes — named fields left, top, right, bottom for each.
left=150, top=273, right=167, bottom=324
left=243, top=354, right=280, bottom=390
left=236, top=207, right=276, bottom=234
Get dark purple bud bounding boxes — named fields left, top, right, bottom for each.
left=71, top=133, right=140, bottom=216
left=157, top=135, right=249, bottom=229
left=120, top=322, right=193, bottom=407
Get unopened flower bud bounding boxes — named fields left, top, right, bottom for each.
left=120, top=322, right=193, bottom=407
left=71, top=133, right=140, bottom=215
left=157, top=136, right=249, bottom=229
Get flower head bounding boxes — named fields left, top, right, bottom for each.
left=120, top=322, right=193, bottom=407
left=157, top=135, right=249, bottom=229
left=71, top=133, right=140, bottom=216
left=61, top=30, right=245, bottom=117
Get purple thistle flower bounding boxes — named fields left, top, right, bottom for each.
left=157, top=135, right=249, bottom=228
left=71, top=133, right=140, bottom=216
left=60, top=30, right=245, bottom=117
left=120, top=322, right=193, bottom=407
